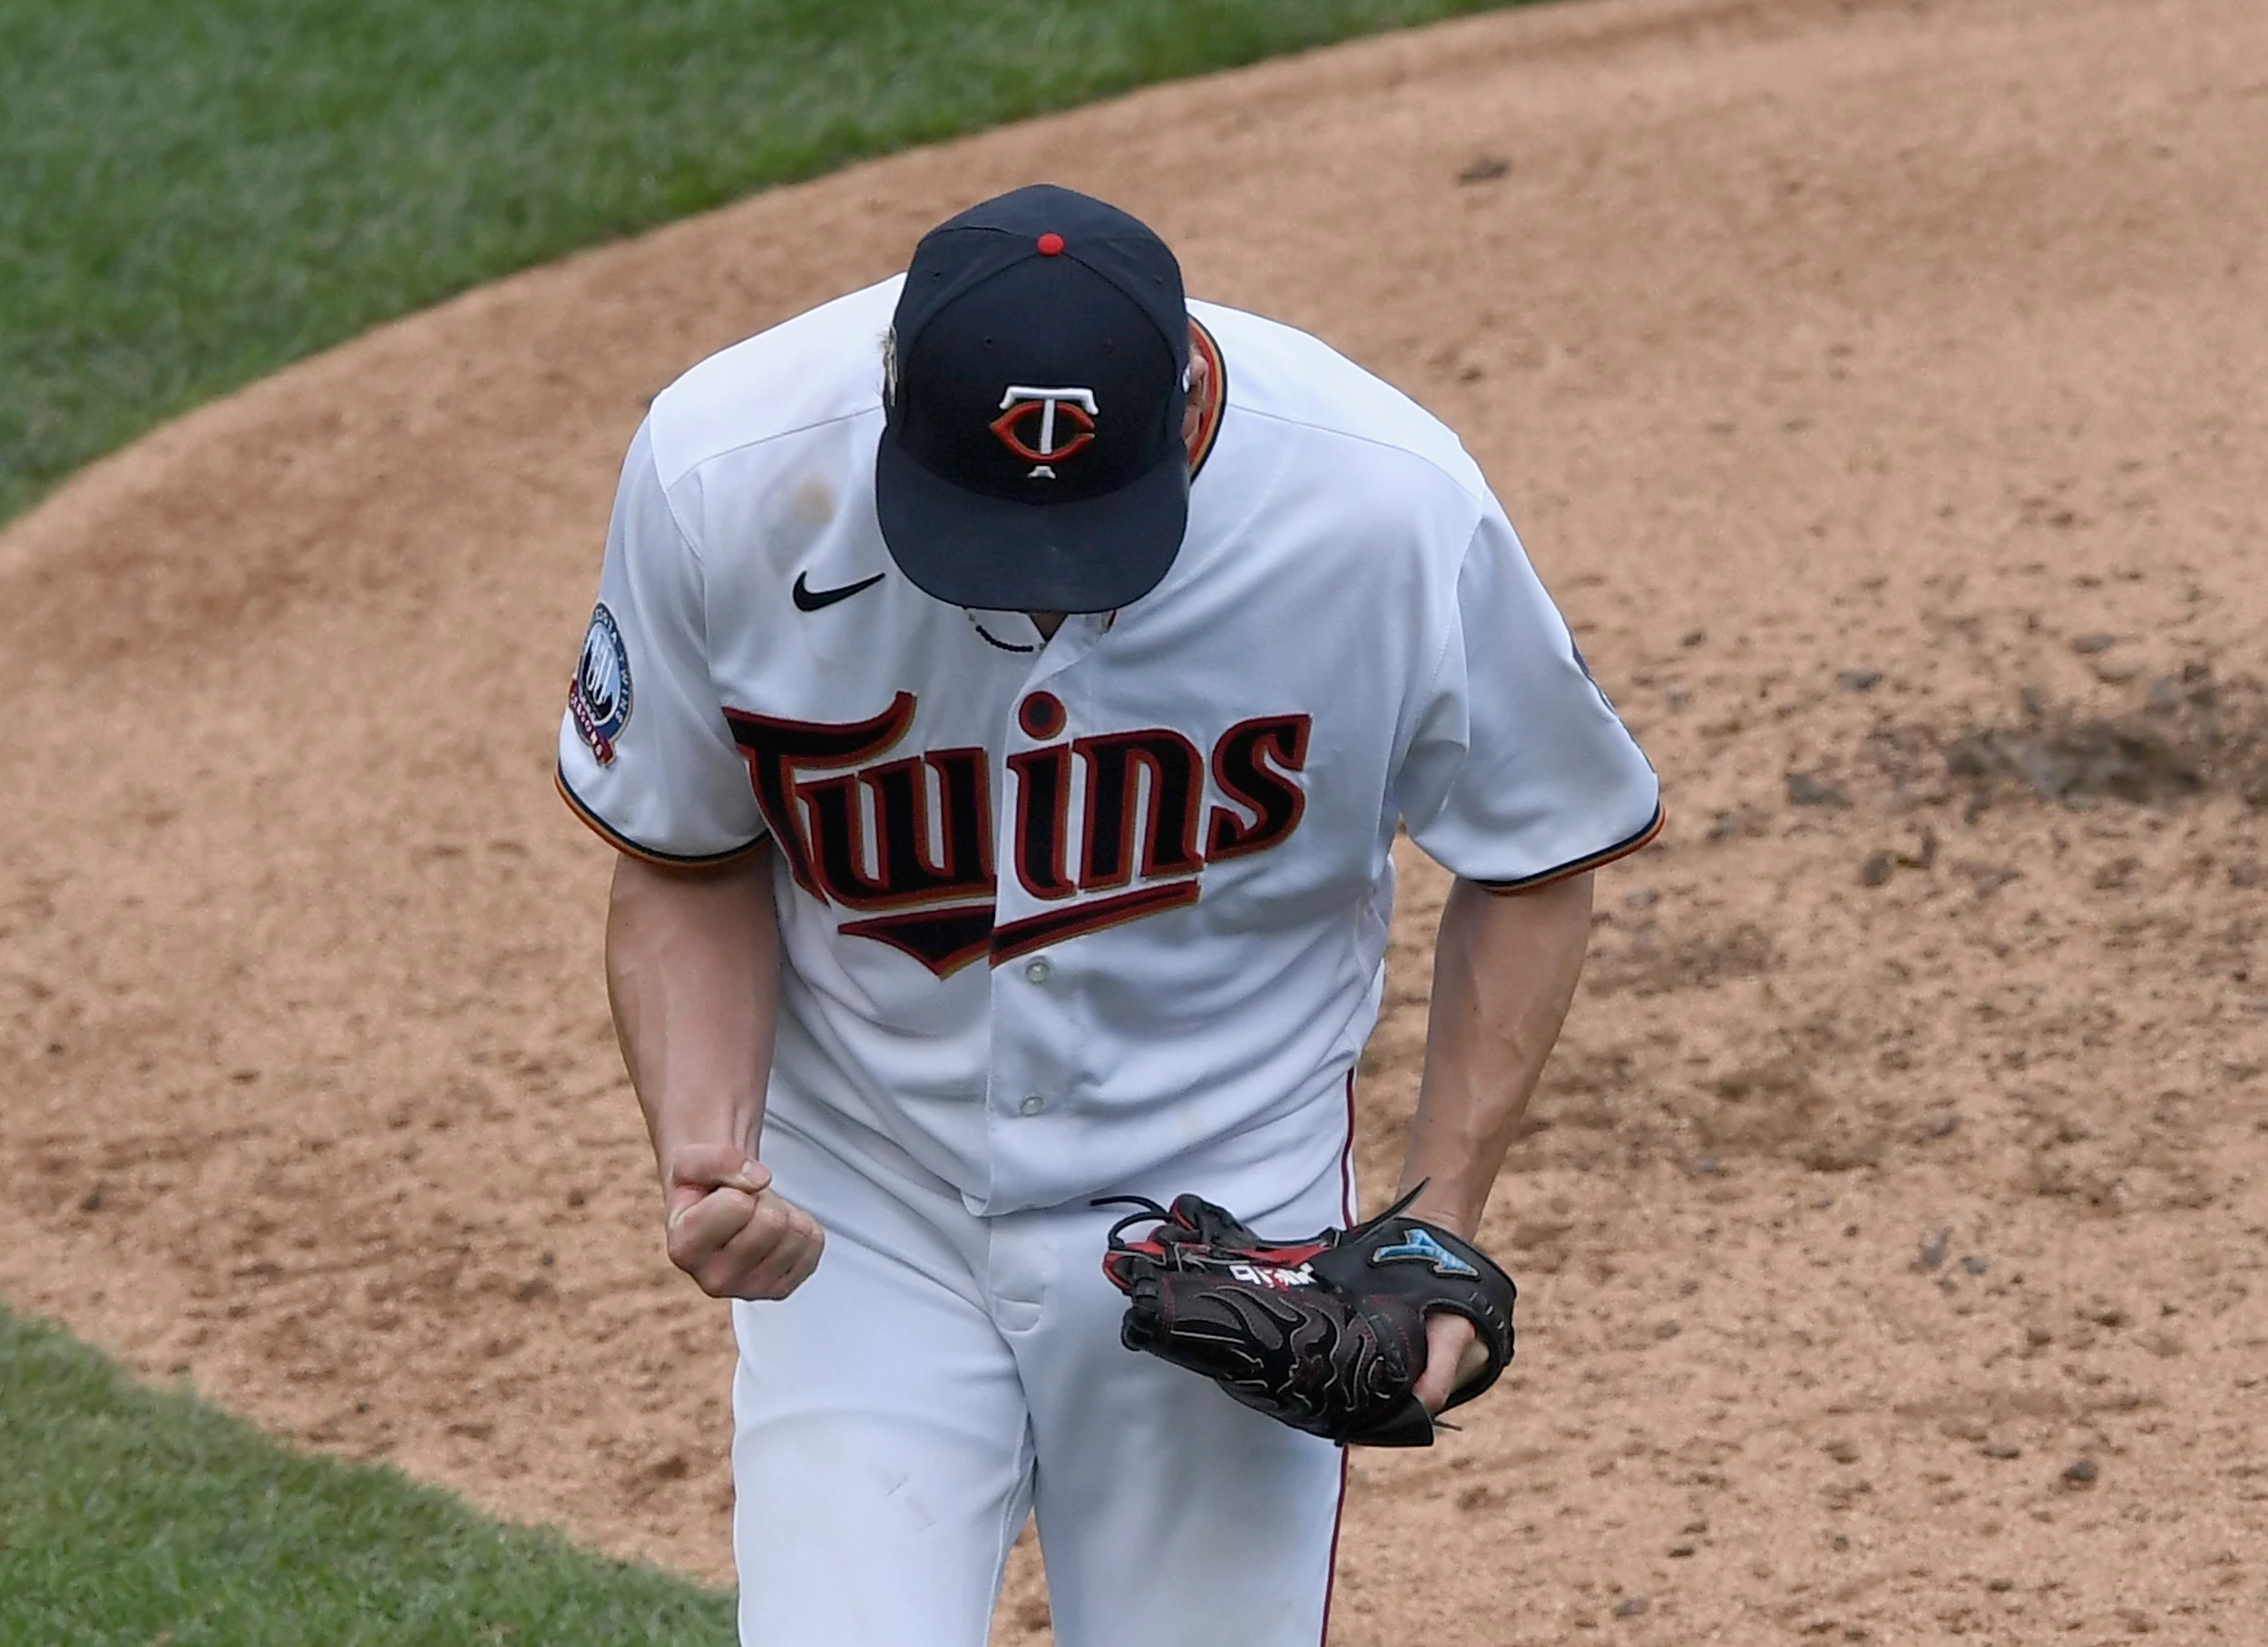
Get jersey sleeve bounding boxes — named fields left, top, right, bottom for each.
left=555, top=421, right=767, bottom=863
left=1393, top=498, right=1662, bottom=889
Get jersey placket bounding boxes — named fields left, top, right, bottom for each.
left=978, top=615, right=1109, bottom=1212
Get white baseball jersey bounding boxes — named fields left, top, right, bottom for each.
left=558, top=277, right=1660, bottom=1220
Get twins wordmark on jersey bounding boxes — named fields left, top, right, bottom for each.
left=721, top=682, right=1311, bottom=977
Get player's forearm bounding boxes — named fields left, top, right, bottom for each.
left=1396, top=872, right=1595, bottom=1238
left=605, top=848, right=784, bottom=1181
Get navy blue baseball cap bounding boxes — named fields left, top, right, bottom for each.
left=875, top=184, right=1191, bottom=613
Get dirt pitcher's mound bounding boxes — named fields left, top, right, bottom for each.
left=5, top=0, right=2267, bottom=1639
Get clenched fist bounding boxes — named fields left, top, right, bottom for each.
left=663, top=1142, right=826, bottom=1300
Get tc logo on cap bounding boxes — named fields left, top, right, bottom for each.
left=991, top=385, right=1099, bottom=479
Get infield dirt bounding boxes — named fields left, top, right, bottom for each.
left=5, top=0, right=2266, bottom=1639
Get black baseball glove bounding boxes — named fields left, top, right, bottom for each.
left=1098, top=1187, right=1516, bottom=1446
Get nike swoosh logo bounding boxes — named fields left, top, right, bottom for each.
left=792, top=571, right=885, bottom=613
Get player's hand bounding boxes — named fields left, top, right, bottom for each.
left=662, top=1143, right=826, bottom=1300
left=1413, top=1312, right=1491, bottom=1416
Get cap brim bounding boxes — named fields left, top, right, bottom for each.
left=875, top=436, right=1189, bottom=613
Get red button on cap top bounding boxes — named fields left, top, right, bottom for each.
left=1036, top=232, right=1065, bottom=256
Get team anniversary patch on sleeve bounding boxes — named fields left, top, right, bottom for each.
left=572, top=603, right=632, bottom=766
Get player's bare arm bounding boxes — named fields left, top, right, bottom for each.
left=605, top=848, right=825, bottom=1300
left=1400, top=869, right=1596, bottom=1409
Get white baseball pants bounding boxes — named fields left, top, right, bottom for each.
left=730, top=1117, right=1351, bottom=1646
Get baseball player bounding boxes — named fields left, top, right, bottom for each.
left=558, top=184, right=1659, bottom=1645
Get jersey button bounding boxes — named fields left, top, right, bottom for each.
left=1019, top=1093, right=1046, bottom=1116
left=1023, top=958, right=1052, bottom=985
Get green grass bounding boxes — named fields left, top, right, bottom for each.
left=0, top=0, right=1525, bottom=526
left=0, top=1305, right=736, bottom=1644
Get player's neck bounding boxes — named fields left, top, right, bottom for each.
left=1028, top=611, right=1067, bottom=642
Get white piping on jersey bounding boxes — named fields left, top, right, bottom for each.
left=1221, top=402, right=1488, bottom=509
left=652, top=405, right=879, bottom=492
